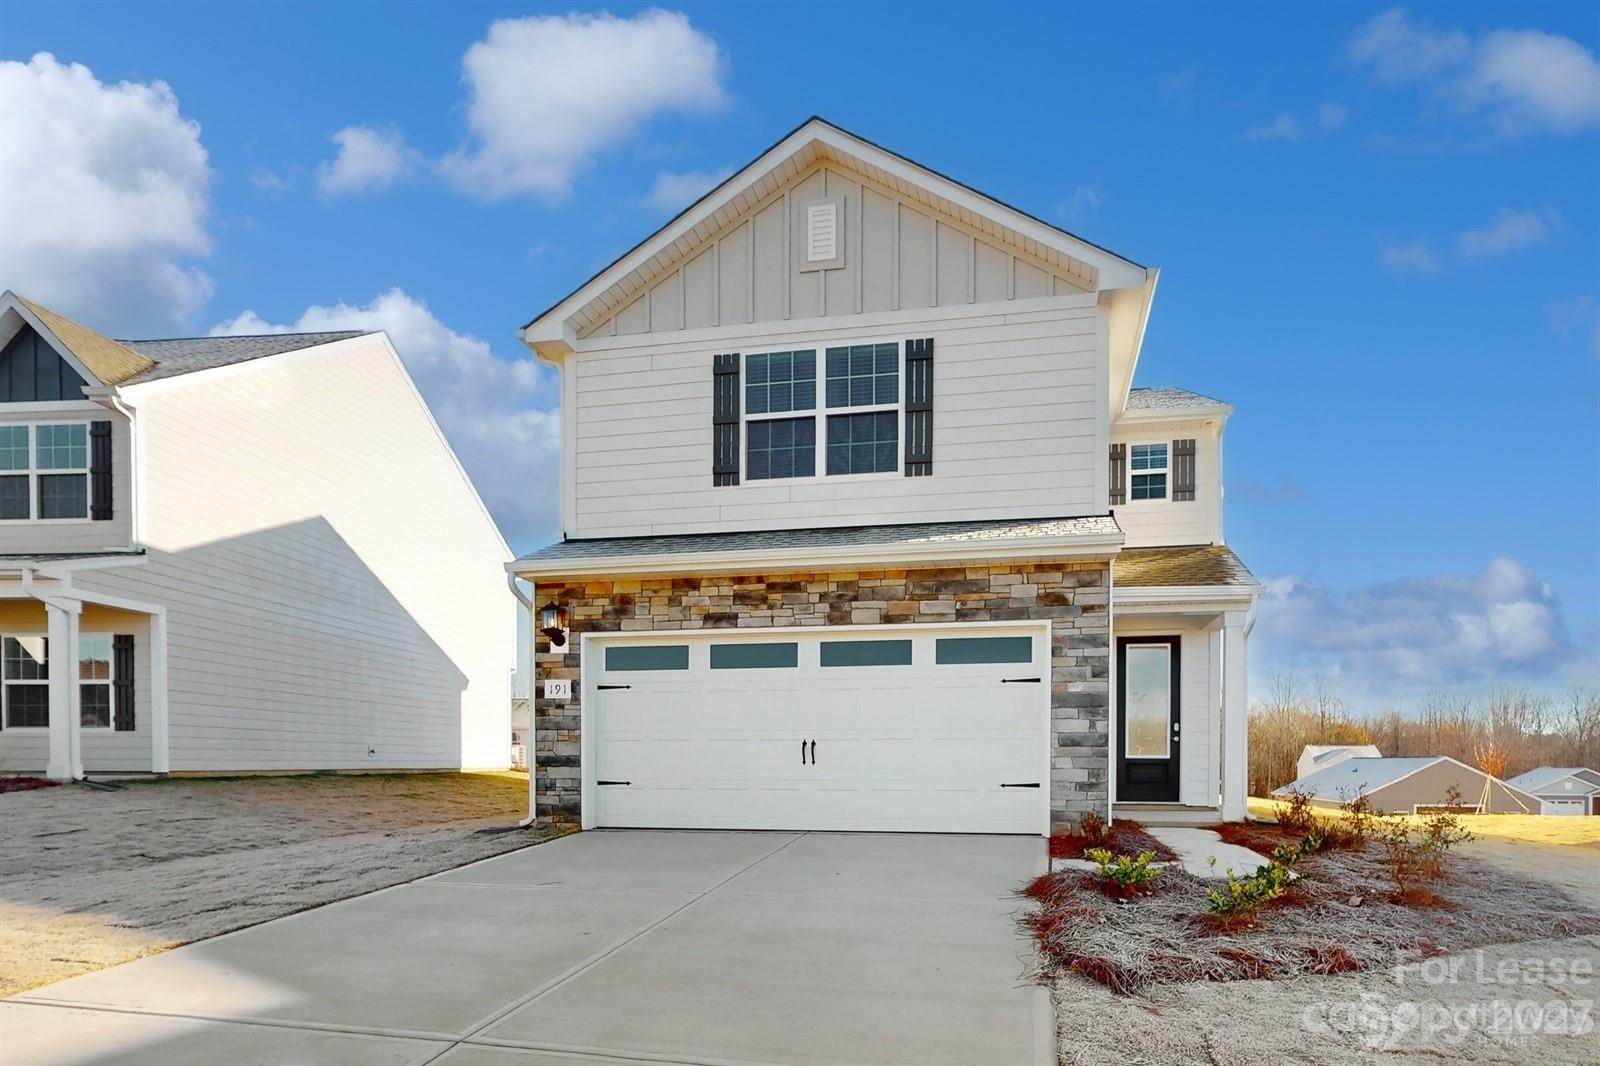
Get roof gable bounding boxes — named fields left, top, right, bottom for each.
left=521, top=117, right=1150, bottom=354
left=1, top=292, right=156, bottom=387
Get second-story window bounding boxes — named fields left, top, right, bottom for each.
left=0, top=423, right=90, bottom=521
left=1130, top=443, right=1168, bottom=501
left=824, top=343, right=899, bottom=475
left=745, top=351, right=816, bottom=480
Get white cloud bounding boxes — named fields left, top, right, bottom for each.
left=1319, top=102, right=1349, bottom=129
left=439, top=10, right=726, bottom=200
left=251, top=170, right=293, bottom=192
left=1455, top=207, right=1558, bottom=259
left=642, top=166, right=734, bottom=213
left=1379, top=240, right=1438, bottom=273
left=211, top=289, right=561, bottom=546
left=1348, top=9, right=1600, bottom=134
left=317, top=126, right=417, bottom=196
left=0, top=53, right=213, bottom=333
left=1243, top=113, right=1302, bottom=141
left=1054, top=185, right=1101, bottom=226
left=1253, top=558, right=1584, bottom=710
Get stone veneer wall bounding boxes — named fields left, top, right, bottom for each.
left=534, top=559, right=1111, bottom=829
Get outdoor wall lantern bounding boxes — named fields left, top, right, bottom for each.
left=538, top=601, right=570, bottom=648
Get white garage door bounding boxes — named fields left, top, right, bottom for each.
left=1543, top=799, right=1585, bottom=816
left=586, top=626, right=1049, bottom=834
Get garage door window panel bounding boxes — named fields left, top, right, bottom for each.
left=820, top=639, right=913, bottom=667
left=604, top=644, right=690, bottom=671
left=935, top=636, right=1032, bottom=664
left=710, top=643, right=799, bottom=669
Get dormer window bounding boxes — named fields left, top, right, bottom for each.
left=0, top=423, right=91, bottom=521
left=1130, top=443, right=1168, bottom=501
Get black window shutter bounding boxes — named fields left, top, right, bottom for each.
left=903, top=338, right=934, bottom=476
left=90, top=420, right=113, bottom=520
left=1173, top=439, right=1197, bottom=501
left=1109, top=443, right=1126, bottom=506
left=712, top=353, right=740, bottom=486
left=112, top=634, right=135, bottom=731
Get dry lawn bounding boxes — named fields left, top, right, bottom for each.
left=0, top=772, right=559, bottom=997
left=1249, top=795, right=1600, bottom=846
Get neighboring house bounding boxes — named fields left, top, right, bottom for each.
left=1274, top=755, right=1539, bottom=815
left=1505, top=767, right=1600, bottom=816
left=510, top=696, right=530, bottom=769
left=1296, top=743, right=1382, bottom=781
left=0, top=292, right=514, bottom=779
left=509, top=118, right=1260, bottom=836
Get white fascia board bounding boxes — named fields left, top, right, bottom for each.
left=1113, top=583, right=1259, bottom=609
left=509, top=531, right=1124, bottom=581
left=1110, top=270, right=1159, bottom=417
left=0, top=554, right=146, bottom=578
left=519, top=119, right=1149, bottom=345
left=1115, top=403, right=1234, bottom=427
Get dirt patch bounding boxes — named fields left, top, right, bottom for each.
left=0, top=773, right=561, bottom=997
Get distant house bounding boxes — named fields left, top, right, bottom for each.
left=1296, top=744, right=1381, bottom=781
left=1274, top=755, right=1539, bottom=815
left=1505, top=768, right=1600, bottom=816
left=0, top=292, right=514, bottom=780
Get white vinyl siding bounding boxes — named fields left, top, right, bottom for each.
left=72, top=335, right=513, bottom=772
left=1111, top=419, right=1222, bottom=548
left=571, top=295, right=1104, bottom=536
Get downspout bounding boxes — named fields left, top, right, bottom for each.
left=102, top=390, right=142, bottom=547
left=506, top=573, right=537, bottom=827
left=1105, top=558, right=1115, bottom=826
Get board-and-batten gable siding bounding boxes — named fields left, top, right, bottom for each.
left=0, top=603, right=152, bottom=773
left=1110, top=419, right=1221, bottom=548
left=72, top=334, right=513, bottom=772
left=0, top=405, right=133, bottom=554
left=1115, top=616, right=1217, bottom=808
left=569, top=298, right=1104, bottom=537
left=577, top=162, right=1092, bottom=341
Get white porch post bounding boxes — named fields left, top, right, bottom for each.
left=1220, top=610, right=1250, bottom=821
left=43, top=600, right=83, bottom=781
left=150, top=608, right=170, bottom=774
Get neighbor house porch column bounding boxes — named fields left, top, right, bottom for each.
left=1219, top=610, right=1250, bottom=821
left=43, top=599, right=83, bottom=782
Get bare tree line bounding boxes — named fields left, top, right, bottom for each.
left=1248, top=675, right=1600, bottom=796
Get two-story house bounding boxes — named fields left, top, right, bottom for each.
left=511, top=119, right=1258, bottom=834
left=0, top=291, right=514, bottom=780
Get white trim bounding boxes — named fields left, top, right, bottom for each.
left=1126, top=440, right=1169, bottom=503
left=511, top=530, right=1124, bottom=580
left=577, top=619, right=1054, bottom=836
left=1115, top=403, right=1232, bottom=426
left=1114, top=584, right=1259, bottom=609
left=0, top=400, right=102, bottom=415
left=0, top=421, right=92, bottom=524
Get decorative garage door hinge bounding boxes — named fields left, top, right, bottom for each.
left=597, top=684, right=632, bottom=690
left=1001, top=677, right=1042, bottom=684
left=999, top=782, right=1041, bottom=788
left=596, top=780, right=632, bottom=786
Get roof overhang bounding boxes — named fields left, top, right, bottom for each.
left=519, top=117, right=1152, bottom=365
left=510, top=529, right=1124, bottom=582
left=1115, top=400, right=1234, bottom=427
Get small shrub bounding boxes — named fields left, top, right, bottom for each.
left=1084, top=848, right=1161, bottom=898
left=1342, top=791, right=1379, bottom=845
left=1205, top=832, right=1318, bottom=927
left=1277, top=789, right=1318, bottom=834
left=1378, top=787, right=1475, bottom=898
left=1079, top=810, right=1107, bottom=845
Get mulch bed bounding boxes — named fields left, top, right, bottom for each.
left=1049, top=818, right=1178, bottom=862
left=0, top=777, right=57, bottom=794
left=1022, top=820, right=1600, bottom=995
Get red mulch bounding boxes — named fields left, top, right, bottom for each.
left=1049, top=818, right=1179, bottom=862
left=0, top=777, right=56, bottom=794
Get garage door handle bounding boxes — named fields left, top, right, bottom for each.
left=1001, top=677, right=1041, bottom=684
left=999, top=782, right=1040, bottom=788
left=810, top=739, right=816, bottom=765
left=801, top=740, right=808, bottom=765
left=598, top=684, right=631, bottom=691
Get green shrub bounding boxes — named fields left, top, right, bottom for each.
left=1084, top=848, right=1161, bottom=898
left=1206, top=832, right=1318, bottom=927
left=1379, top=787, right=1475, bottom=896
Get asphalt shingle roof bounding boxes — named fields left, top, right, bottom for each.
left=516, top=515, right=1121, bottom=565
left=1274, top=757, right=1444, bottom=801
left=18, top=296, right=156, bottom=385
left=118, top=332, right=370, bottom=384
left=1124, top=387, right=1228, bottom=411
left=1113, top=545, right=1257, bottom=588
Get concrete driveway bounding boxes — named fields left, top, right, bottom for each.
left=1, top=830, right=1050, bottom=1066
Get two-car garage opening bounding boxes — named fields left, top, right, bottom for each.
left=584, top=625, right=1051, bottom=835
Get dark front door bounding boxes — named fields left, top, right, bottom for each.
left=1116, top=636, right=1181, bottom=803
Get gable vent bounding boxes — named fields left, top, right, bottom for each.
left=806, top=203, right=838, bottom=263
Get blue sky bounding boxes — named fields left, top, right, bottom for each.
left=3, top=2, right=1596, bottom=710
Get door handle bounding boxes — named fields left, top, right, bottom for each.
left=810, top=739, right=816, bottom=765
left=801, top=740, right=808, bottom=765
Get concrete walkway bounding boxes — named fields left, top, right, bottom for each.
left=1, top=830, right=1051, bottom=1066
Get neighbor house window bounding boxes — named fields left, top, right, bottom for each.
left=1130, top=443, right=1168, bottom=501
left=823, top=343, right=898, bottom=475
left=0, top=423, right=90, bottom=520
left=3, top=635, right=49, bottom=728
left=745, top=351, right=816, bottom=480
left=79, top=634, right=113, bottom=729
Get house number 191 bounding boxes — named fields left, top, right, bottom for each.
left=544, top=679, right=572, bottom=701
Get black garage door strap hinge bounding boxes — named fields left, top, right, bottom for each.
left=1001, top=677, right=1042, bottom=684
left=999, top=782, right=1041, bottom=788
left=597, top=780, right=631, bottom=786
left=597, top=684, right=631, bottom=690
